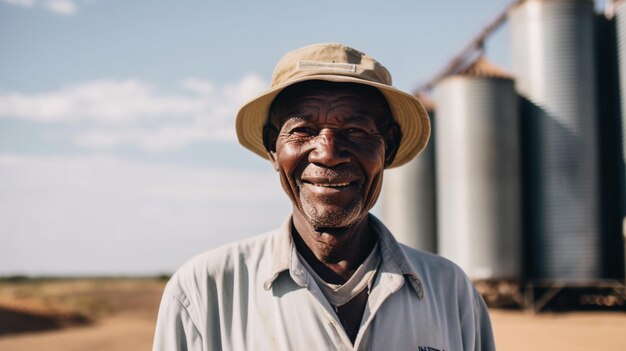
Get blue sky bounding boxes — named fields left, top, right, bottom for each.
left=0, top=0, right=608, bottom=275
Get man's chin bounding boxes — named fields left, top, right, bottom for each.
left=301, top=207, right=365, bottom=232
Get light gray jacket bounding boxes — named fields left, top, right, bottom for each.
left=153, top=215, right=495, bottom=351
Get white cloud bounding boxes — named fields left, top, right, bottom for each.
left=2, top=0, right=34, bottom=7
left=0, top=75, right=266, bottom=151
left=43, top=0, right=76, bottom=15
left=1, top=0, right=77, bottom=15
left=74, top=123, right=216, bottom=151
left=0, top=153, right=289, bottom=275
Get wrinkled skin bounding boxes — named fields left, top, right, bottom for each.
left=263, top=81, right=400, bottom=276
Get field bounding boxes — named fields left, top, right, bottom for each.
left=0, top=278, right=625, bottom=350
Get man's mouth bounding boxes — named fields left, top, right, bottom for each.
left=299, top=167, right=363, bottom=192
left=303, top=180, right=352, bottom=187
left=300, top=179, right=357, bottom=190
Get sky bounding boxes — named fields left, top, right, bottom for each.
left=0, top=0, right=608, bottom=276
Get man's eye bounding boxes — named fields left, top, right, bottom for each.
left=344, top=128, right=368, bottom=136
left=290, top=127, right=316, bottom=137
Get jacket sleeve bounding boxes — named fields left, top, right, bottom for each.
left=152, top=283, right=204, bottom=351
left=470, top=288, right=496, bottom=351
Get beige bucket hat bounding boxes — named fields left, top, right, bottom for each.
left=235, top=42, right=431, bottom=168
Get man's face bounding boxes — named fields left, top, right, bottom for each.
left=266, top=82, right=399, bottom=230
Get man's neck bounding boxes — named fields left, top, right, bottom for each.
left=291, top=211, right=377, bottom=284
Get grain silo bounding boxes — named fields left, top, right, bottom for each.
left=613, top=0, right=626, bottom=278
left=381, top=94, right=437, bottom=253
left=595, top=6, right=625, bottom=279
left=434, top=57, right=521, bottom=280
left=509, top=0, right=601, bottom=280
left=618, top=2, right=626, bottom=163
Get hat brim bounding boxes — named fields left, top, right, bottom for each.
left=235, top=74, right=431, bottom=169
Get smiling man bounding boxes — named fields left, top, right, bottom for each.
left=153, top=43, right=495, bottom=351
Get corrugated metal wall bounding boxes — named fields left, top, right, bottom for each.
left=614, top=0, right=626, bottom=278
left=617, top=2, right=626, bottom=164
left=595, top=11, right=624, bottom=279
left=381, top=96, right=437, bottom=253
left=510, top=0, right=601, bottom=280
left=434, top=60, right=521, bottom=280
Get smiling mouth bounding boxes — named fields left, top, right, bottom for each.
left=302, top=180, right=355, bottom=189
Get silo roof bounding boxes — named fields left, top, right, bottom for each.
left=456, top=57, right=514, bottom=79
left=415, top=93, right=435, bottom=112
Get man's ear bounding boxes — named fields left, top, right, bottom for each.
left=383, top=123, right=401, bottom=168
left=263, top=124, right=280, bottom=171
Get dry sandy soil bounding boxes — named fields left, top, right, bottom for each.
left=0, top=278, right=625, bottom=350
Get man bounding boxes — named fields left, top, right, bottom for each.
left=153, top=43, right=495, bottom=351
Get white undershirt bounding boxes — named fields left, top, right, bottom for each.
left=297, top=242, right=381, bottom=308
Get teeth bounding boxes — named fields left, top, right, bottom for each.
left=313, top=182, right=350, bottom=187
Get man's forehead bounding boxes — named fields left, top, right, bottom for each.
left=277, top=81, right=385, bottom=101
left=268, top=81, right=394, bottom=129
left=281, top=113, right=378, bottom=128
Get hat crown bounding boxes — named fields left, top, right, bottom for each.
left=271, top=43, right=392, bottom=88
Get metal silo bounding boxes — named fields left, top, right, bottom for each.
left=434, top=57, right=521, bottom=280
left=509, top=0, right=601, bottom=280
left=614, top=0, right=626, bottom=278
left=595, top=10, right=625, bottom=279
left=618, top=1, right=626, bottom=161
left=381, top=95, right=437, bottom=253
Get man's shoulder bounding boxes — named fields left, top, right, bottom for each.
left=398, top=243, right=457, bottom=269
left=398, top=244, right=474, bottom=287
left=164, top=230, right=276, bottom=299
left=178, top=231, right=274, bottom=277
left=371, top=214, right=472, bottom=288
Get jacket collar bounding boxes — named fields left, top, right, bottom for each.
left=263, top=214, right=424, bottom=300
left=263, top=216, right=293, bottom=290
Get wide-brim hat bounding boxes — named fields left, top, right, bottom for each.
left=235, top=42, right=431, bottom=168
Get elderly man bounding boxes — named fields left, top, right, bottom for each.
left=153, top=43, right=495, bottom=351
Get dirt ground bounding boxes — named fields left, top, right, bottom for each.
left=0, top=278, right=625, bottom=350
left=491, top=310, right=626, bottom=350
left=0, top=278, right=165, bottom=351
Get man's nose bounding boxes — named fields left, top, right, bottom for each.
left=308, top=130, right=351, bottom=167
